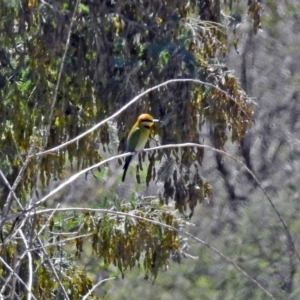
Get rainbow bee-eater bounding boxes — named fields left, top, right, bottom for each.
left=122, top=113, right=159, bottom=182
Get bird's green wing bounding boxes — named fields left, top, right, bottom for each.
left=126, top=126, right=141, bottom=152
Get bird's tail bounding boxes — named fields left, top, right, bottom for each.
left=122, top=155, right=132, bottom=182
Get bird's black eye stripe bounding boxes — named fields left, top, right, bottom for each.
left=141, top=119, right=153, bottom=123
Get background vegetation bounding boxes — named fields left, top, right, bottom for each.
left=1, top=0, right=299, bottom=299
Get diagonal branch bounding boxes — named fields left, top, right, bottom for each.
left=31, top=143, right=300, bottom=263
left=32, top=206, right=277, bottom=300
left=82, top=277, right=116, bottom=300
left=43, top=0, right=81, bottom=150
left=3, top=143, right=299, bottom=266
left=30, top=78, right=253, bottom=158
left=1, top=142, right=35, bottom=218
left=18, top=230, right=33, bottom=300
left=36, top=236, right=70, bottom=300
left=0, top=254, right=37, bottom=300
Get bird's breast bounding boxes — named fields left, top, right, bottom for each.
left=135, top=137, right=149, bottom=151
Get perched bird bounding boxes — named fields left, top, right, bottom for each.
left=122, top=113, right=159, bottom=182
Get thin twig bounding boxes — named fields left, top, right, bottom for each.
left=44, top=0, right=81, bottom=149
left=19, top=230, right=33, bottom=300
left=184, top=231, right=276, bottom=300
left=37, top=204, right=60, bottom=236
left=82, top=277, right=116, bottom=300
left=1, top=142, right=35, bottom=218
left=27, top=233, right=94, bottom=252
left=28, top=0, right=81, bottom=208
left=0, top=256, right=38, bottom=300
left=0, top=277, right=22, bottom=300
left=36, top=236, right=70, bottom=300
left=2, top=217, right=28, bottom=296
left=0, top=170, right=23, bottom=209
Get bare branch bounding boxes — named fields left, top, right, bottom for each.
left=0, top=256, right=38, bottom=300
left=32, top=206, right=276, bottom=300
left=4, top=142, right=300, bottom=264
left=27, top=0, right=81, bottom=207
left=37, top=204, right=60, bottom=236
left=28, top=233, right=94, bottom=252
left=30, top=144, right=232, bottom=207
left=82, top=277, right=116, bottom=300
left=1, top=218, right=29, bottom=295
left=36, top=237, right=70, bottom=300
left=31, top=78, right=253, bottom=158
left=43, top=0, right=81, bottom=150
left=1, top=141, right=35, bottom=218
left=0, top=170, right=23, bottom=209
left=18, top=230, right=33, bottom=300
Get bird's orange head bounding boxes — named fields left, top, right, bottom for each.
left=137, top=113, right=159, bottom=128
